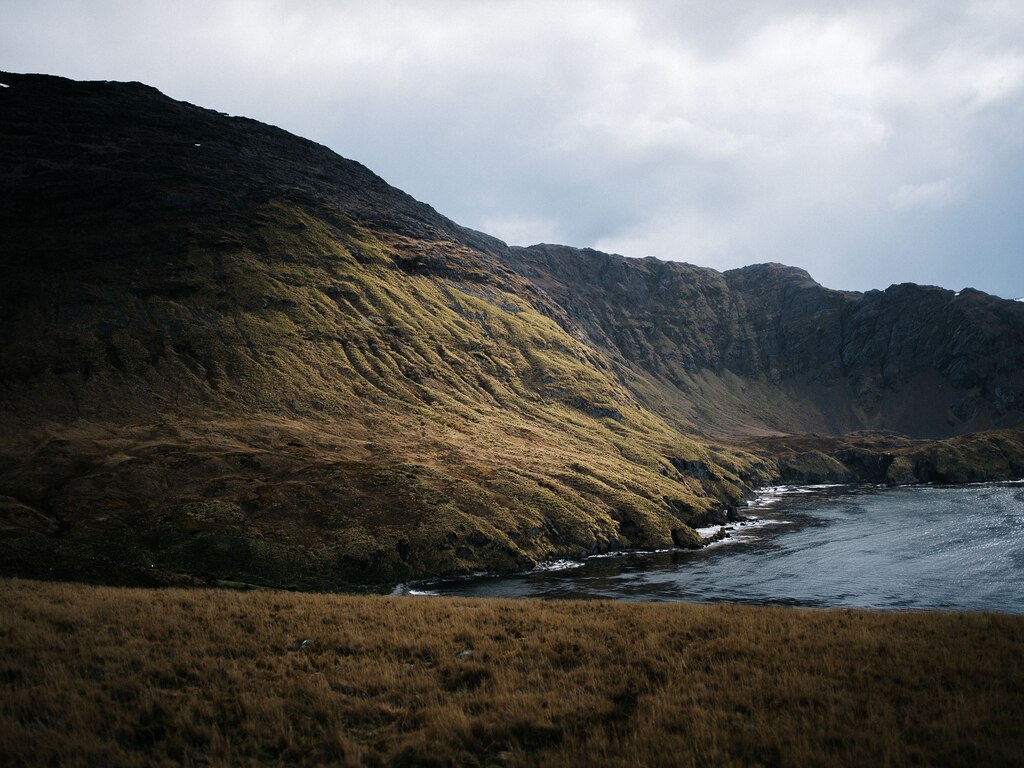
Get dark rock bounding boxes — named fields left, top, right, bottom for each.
left=671, top=527, right=701, bottom=549
left=396, top=540, right=411, bottom=562
left=668, top=458, right=719, bottom=480
left=502, top=247, right=1024, bottom=438
left=834, top=449, right=895, bottom=483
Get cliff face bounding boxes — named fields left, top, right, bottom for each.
left=1, top=72, right=1022, bottom=588
left=504, top=246, right=1024, bottom=437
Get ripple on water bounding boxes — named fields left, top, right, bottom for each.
left=427, top=483, right=1024, bottom=613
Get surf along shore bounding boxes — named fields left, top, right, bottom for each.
left=398, top=483, right=845, bottom=596
left=2, top=577, right=1022, bottom=767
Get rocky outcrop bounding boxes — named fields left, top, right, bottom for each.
left=749, top=430, right=1024, bottom=486
left=503, top=247, right=1024, bottom=437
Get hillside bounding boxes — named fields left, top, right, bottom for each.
left=5, top=578, right=1023, bottom=767
left=505, top=246, right=1024, bottom=436
left=2, top=72, right=1023, bottom=589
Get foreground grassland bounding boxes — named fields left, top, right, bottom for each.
left=2, top=580, right=1023, bottom=767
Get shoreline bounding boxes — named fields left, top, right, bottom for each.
left=396, top=482, right=845, bottom=596
left=406, top=480, right=1024, bottom=609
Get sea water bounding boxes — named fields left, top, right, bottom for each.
left=425, top=483, right=1024, bottom=612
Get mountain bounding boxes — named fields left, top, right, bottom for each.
left=505, top=247, right=1024, bottom=437
left=2, top=72, right=1022, bottom=589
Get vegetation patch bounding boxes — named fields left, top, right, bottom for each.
left=2, top=578, right=1022, bottom=767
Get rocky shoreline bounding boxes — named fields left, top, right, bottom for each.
left=2, top=428, right=1021, bottom=594
left=396, top=471, right=1024, bottom=597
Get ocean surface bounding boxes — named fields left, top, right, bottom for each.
left=422, top=482, right=1024, bottom=612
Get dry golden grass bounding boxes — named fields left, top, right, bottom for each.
left=1, top=578, right=1022, bottom=767
left=0, top=198, right=777, bottom=587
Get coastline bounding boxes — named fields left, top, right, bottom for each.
left=410, top=480, right=1024, bottom=610
left=397, top=482, right=846, bottom=596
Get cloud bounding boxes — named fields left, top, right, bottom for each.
left=1, top=0, right=1022, bottom=297
left=477, top=214, right=561, bottom=247
left=889, top=179, right=960, bottom=211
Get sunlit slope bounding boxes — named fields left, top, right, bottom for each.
left=1, top=207, right=769, bottom=586
left=0, top=73, right=770, bottom=586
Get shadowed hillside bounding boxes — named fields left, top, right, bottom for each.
left=1, top=71, right=1023, bottom=588
left=505, top=246, right=1024, bottom=437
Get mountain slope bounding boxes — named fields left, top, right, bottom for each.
left=0, top=72, right=770, bottom=587
left=505, top=246, right=1024, bottom=437
left=1, top=72, right=1022, bottom=588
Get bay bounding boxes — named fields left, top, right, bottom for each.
left=424, top=482, right=1024, bottom=612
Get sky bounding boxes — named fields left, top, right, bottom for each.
left=3, top=0, right=1023, bottom=297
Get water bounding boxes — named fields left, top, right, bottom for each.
left=424, top=483, right=1024, bottom=612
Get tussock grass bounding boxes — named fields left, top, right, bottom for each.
left=2, top=578, right=1022, bottom=767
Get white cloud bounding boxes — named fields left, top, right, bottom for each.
left=477, top=214, right=561, bottom=247
left=889, top=179, right=961, bottom=211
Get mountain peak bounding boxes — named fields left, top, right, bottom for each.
left=724, top=262, right=822, bottom=289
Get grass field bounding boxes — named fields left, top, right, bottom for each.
left=2, top=578, right=1022, bottom=767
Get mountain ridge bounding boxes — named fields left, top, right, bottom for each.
left=505, top=243, right=1023, bottom=437
left=2, top=71, right=1023, bottom=589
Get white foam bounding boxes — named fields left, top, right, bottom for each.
left=390, top=583, right=439, bottom=596
left=532, top=559, right=586, bottom=572
left=698, top=521, right=758, bottom=538
left=0, top=83, right=9, bottom=89
left=701, top=535, right=737, bottom=550
left=739, top=518, right=791, bottom=529
left=696, top=517, right=794, bottom=550
left=744, top=483, right=846, bottom=509
left=746, top=492, right=787, bottom=508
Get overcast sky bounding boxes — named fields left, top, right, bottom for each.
left=3, top=1, right=1023, bottom=297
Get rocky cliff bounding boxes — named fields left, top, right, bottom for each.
left=1, top=72, right=1022, bottom=589
left=504, top=246, right=1024, bottom=437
